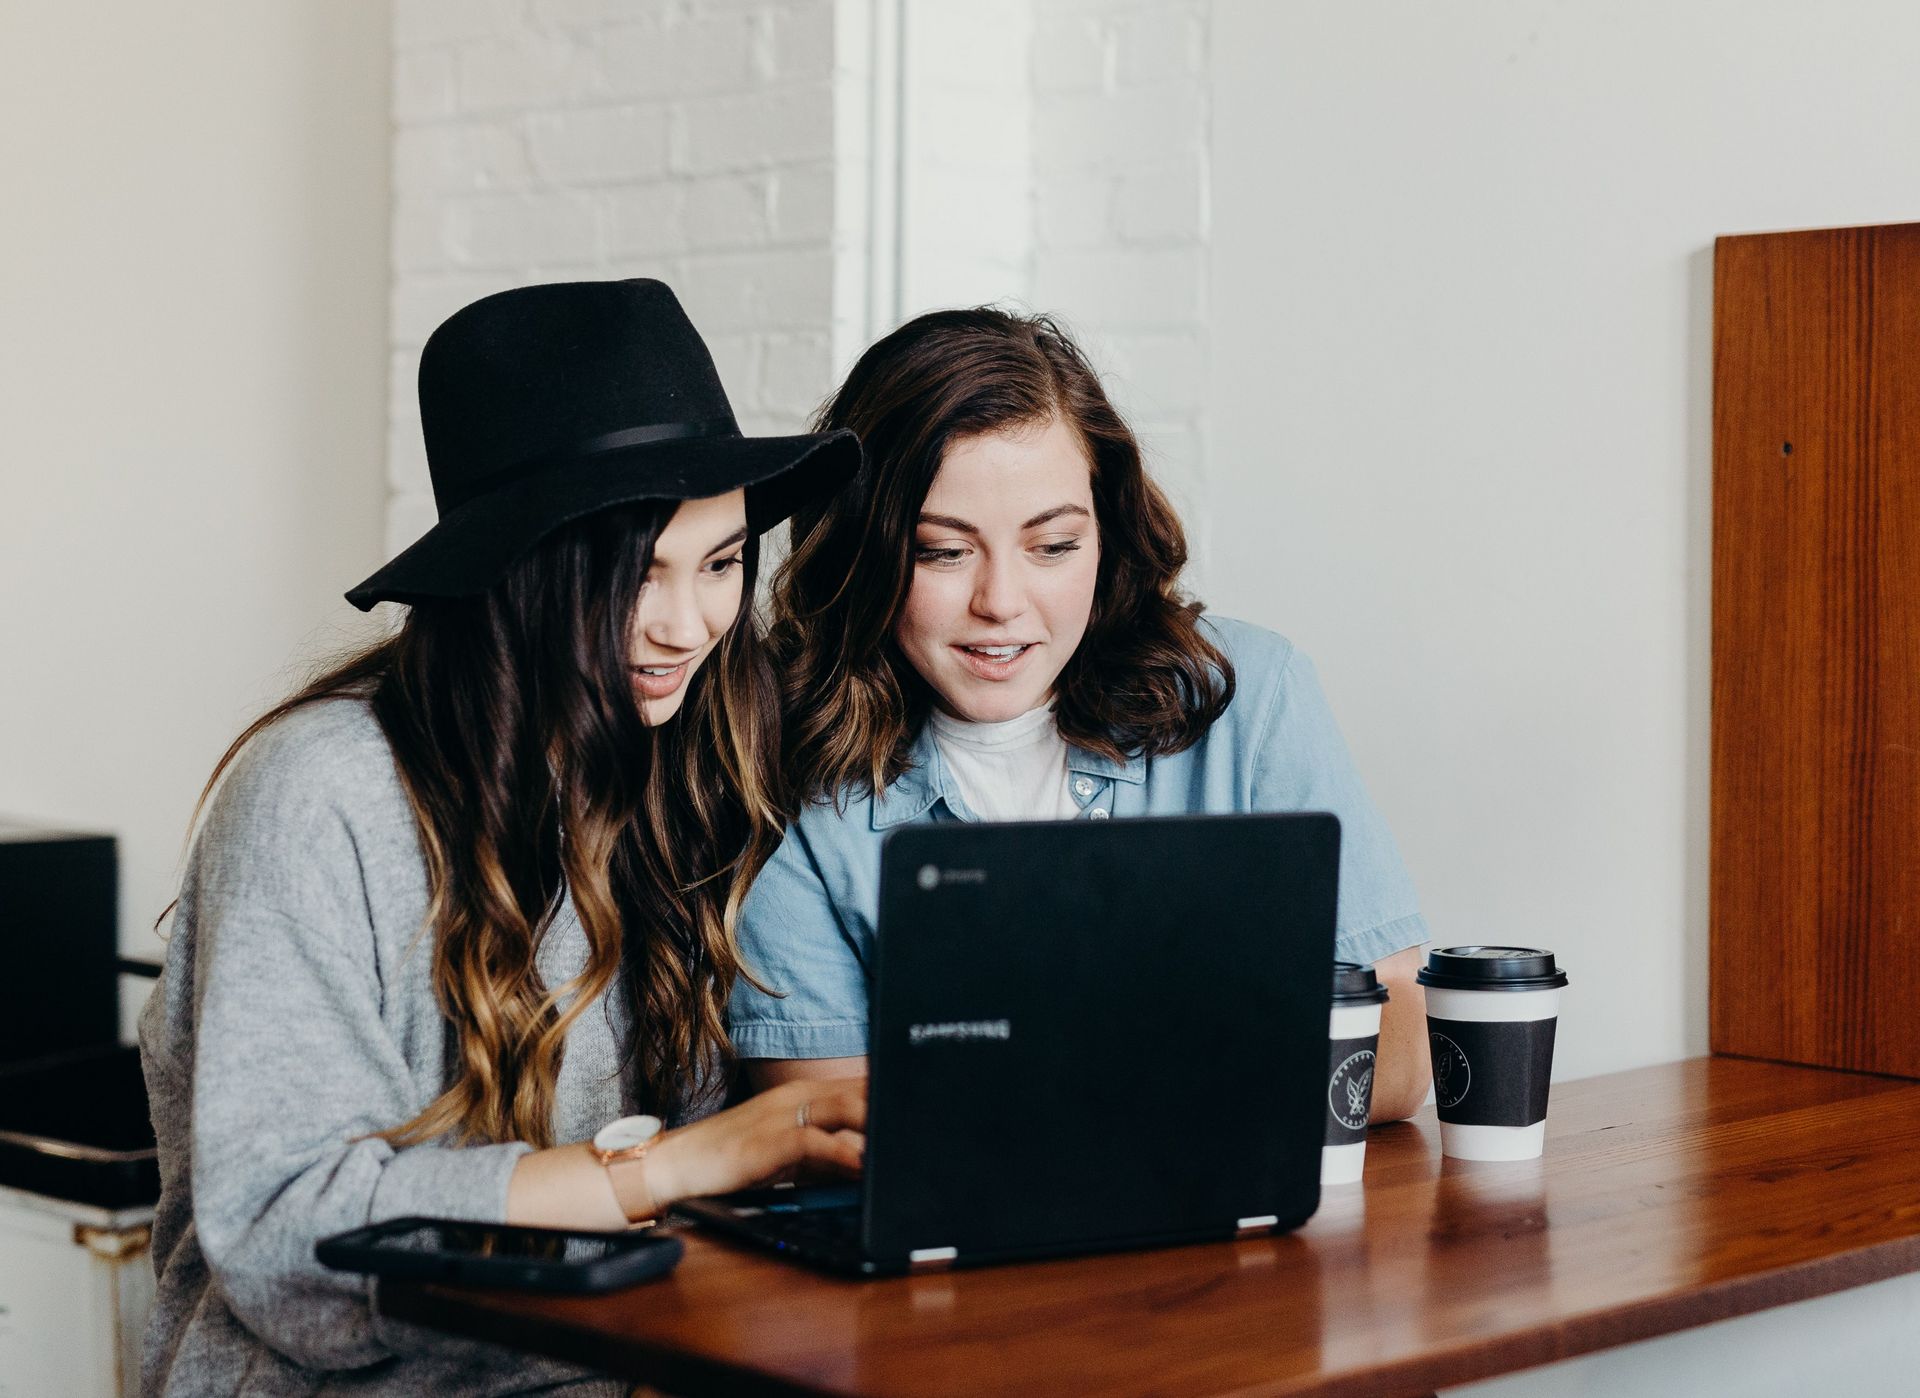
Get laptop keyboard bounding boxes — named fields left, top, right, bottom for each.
left=759, top=1202, right=862, bottom=1247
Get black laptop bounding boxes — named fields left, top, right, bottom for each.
left=679, top=811, right=1341, bottom=1275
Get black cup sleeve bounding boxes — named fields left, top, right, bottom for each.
left=1427, top=1017, right=1557, bottom=1127
left=1324, top=1035, right=1380, bottom=1145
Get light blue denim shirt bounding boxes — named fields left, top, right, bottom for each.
left=731, top=615, right=1428, bottom=1060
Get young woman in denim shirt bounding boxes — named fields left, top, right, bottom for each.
left=730, top=308, right=1433, bottom=1120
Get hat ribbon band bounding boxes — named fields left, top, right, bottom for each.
left=452, top=416, right=739, bottom=508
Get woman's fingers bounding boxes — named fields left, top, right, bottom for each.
left=652, top=1079, right=871, bottom=1201
left=786, top=1082, right=866, bottom=1134
left=739, top=1084, right=866, bottom=1182
left=797, top=1125, right=865, bottom=1176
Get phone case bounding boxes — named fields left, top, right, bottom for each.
left=315, top=1216, right=684, bottom=1294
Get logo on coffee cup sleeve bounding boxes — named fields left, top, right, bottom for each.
left=1328, top=1049, right=1376, bottom=1131
left=1430, top=1031, right=1472, bottom=1109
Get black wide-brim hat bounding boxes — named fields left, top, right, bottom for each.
left=347, top=279, right=859, bottom=610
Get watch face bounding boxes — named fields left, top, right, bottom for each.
left=593, top=1114, right=662, bottom=1153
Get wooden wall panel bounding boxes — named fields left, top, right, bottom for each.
left=1712, top=222, right=1920, bottom=1078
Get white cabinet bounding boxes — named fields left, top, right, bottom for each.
left=0, top=1184, right=153, bottom=1398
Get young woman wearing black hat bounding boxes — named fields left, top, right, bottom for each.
left=138, top=281, right=863, bottom=1396
left=729, top=307, right=1434, bottom=1121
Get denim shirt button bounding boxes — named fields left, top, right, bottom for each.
left=1072, top=776, right=1095, bottom=799
left=1089, top=806, right=1110, bottom=820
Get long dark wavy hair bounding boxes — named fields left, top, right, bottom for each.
left=772, top=307, right=1233, bottom=805
left=174, top=501, right=782, bottom=1147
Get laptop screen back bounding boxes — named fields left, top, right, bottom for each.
left=864, top=811, right=1340, bottom=1265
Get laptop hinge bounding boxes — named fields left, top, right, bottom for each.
left=908, top=1246, right=958, bottom=1270
left=1235, top=1215, right=1280, bottom=1236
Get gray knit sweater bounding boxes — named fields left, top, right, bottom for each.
left=138, top=699, right=667, bottom=1396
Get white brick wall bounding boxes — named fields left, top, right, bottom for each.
left=884, top=0, right=1213, bottom=569
left=385, top=0, right=1212, bottom=568
left=897, top=0, right=1034, bottom=318
left=387, top=0, right=840, bottom=557
left=1030, top=0, right=1213, bottom=570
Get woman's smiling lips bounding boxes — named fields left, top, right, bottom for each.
left=952, top=642, right=1037, bottom=681
left=631, top=661, right=689, bottom=699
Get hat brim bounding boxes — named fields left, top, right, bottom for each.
left=346, top=428, right=858, bottom=611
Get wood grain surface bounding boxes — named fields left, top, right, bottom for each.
left=382, top=1058, right=1920, bottom=1397
left=1712, top=221, right=1920, bottom=1078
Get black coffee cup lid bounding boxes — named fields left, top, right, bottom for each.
left=1416, top=945, right=1568, bottom=992
left=1332, top=961, right=1390, bottom=1004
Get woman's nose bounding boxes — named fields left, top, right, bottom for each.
left=641, top=583, right=707, bottom=652
left=971, top=555, right=1026, bottom=623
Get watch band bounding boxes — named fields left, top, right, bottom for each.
left=602, top=1150, right=659, bottom=1223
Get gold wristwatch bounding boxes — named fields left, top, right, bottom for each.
left=589, top=1114, right=665, bottom=1222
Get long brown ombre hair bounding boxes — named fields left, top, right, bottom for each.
left=772, top=307, right=1233, bottom=805
left=175, top=501, right=782, bottom=1148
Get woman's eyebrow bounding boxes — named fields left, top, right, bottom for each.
left=702, top=527, right=749, bottom=558
left=1021, top=504, right=1091, bottom=529
left=916, top=504, right=1090, bottom=534
left=652, top=526, right=750, bottom=571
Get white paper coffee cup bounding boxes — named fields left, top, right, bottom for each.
left=1323, top=962, right=1389, bottom=1185
left=1418, top=947, right=1568, bottom=1162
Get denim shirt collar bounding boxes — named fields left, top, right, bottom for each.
left=868, top=720, right=1147, bottom=831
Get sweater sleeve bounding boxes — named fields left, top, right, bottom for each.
left=172, top=717, right=532, bottom=1372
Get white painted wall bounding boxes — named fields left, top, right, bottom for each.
left=1452, top=1267, right=1920, bottom=1398
left=1207, top=0, right=1920, bottom=1087
left=0, top=2, right=392, bottom=1023
left=897, top=0, right=1033, bottom=319
left=1032, top=0, right=1213, bottom=562
left=879, top=0, right=1216, bottom=574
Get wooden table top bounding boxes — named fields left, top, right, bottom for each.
left=382, top=1057, right=1920, bottom=1397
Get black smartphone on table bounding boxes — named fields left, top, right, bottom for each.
left=316, top=1217, right=683, bottom=1294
